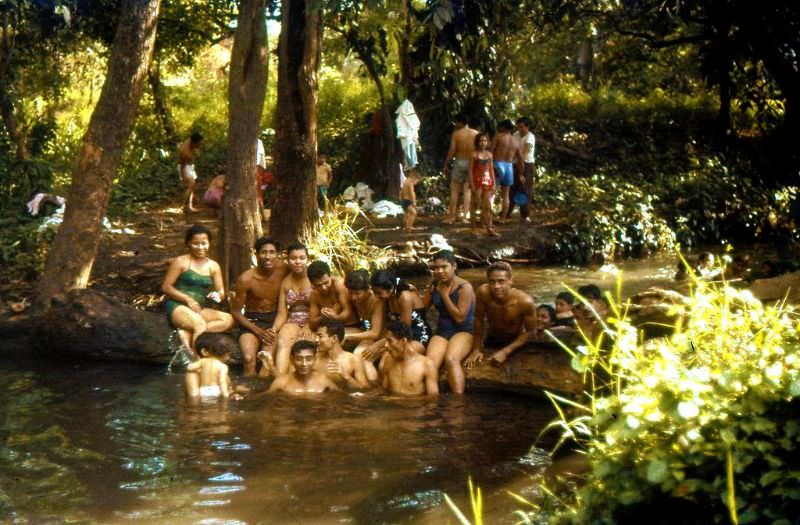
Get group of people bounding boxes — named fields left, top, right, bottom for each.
left=162, top=225, right=609, bottom=401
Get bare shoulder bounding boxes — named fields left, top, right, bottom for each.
left=475, top=283, right=491, bottom=302
left=169, top=254, right=190, bottom=270
left=513, top=288, right=536, bottom=308
left=237, top=268, right=256, bottom=286
left=456, top=277, right=474, bottom=293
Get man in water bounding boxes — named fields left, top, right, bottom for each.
left=465, top=262, right=538, bottom=366
left=443, top=114, right=478, bottom=223
left=269, top=340, right=340, bottom=394
left=178, top=132, right=203, bottom=213
left=381, top=321, right=439, bottom=396
left=491, top=120, right=521, bottom=221
left=315, top=319, right=369, bottom=390
left=307, top=260, right=352, bottom=331
left=231, top=237, right=288, bottom=376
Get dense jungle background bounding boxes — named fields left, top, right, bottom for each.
left=2, top=0, right=799, bottom=283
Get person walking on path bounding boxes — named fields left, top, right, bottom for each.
left=507, top=117, right=535, bottom=223
left=178, top=132, right=203, bottom=214
left=443, top=114, right=478, bottom=224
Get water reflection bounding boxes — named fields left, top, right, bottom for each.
left=0, top=356, right=552, bottom=523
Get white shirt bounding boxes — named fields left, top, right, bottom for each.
left=514, top=131, right=536, bottom=164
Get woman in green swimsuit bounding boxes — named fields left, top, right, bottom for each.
left=162, top=224, right=234, bottom=353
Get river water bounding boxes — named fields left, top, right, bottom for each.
left=0, top=254, right=681, bottom=523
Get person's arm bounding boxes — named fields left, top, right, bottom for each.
left=268, top=376, right=286, bottom=393
left=410, top=184, right=417, bottom=206
left=351, top=356, right=369, bottom=389
left=329, top=280, right=353, bottom=322
left=381, top=356, right=392, bottom=391
left=219, top=364, right=231, bottom=398
left=421, top=282, right=434, bottom=309
left=488, top=153, right=496, bottom=186
left=465, top=290, right=487, bottom=368
left=271, top=279, right=289, bottom=333
left=325, top=165, right=333, bottom=187
left=398, top=291, right=415, bottom=327
left=162, top=257, right=202, bottom=312
left=346, top=299, right=385, bottom=343
left=309, top=292, right=323, bottom=331
left=443, top=135, right=456, bottom=175
left=468, top=154, right=477, bottom=193
left=424, top=358, right=440, bottom=396
left=209, top=260, right=226, bottom=301
left=231, top=275, right=270, bottom=342
left=186, top=361, right=201, bottom=372
left=323, top=374, right=341, bottom=392
left=436, top=280, right=474, bottom=324
left=490, top=296, right=538, bottom=365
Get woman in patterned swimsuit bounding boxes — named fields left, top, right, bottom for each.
left=272, top=242, right=313, bottom=375
left=369, top=269, right=431, bottom=354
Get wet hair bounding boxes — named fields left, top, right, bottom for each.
left=254, top=236, right=279, bottom=252
left=185, top=224, right=211, bottom=244
left=196, top=333, right=235, bottom=358
left=370, top=269, right=413, bottom=294
left=345, top=269, right=370, bottom=291
left=498, top=119, right=514, bottom=132
left=516, top=117, right=531, bottom=128
left=386, top=320, right=413, bottom=340
left=486, top=261, right=512, bottom=277
left=577, top=284, right=603, bottom=301
left=286, top=242, right=308, bottom=257
left=473, top=132, right=489, bottom=149
left=538, top=304, right=556, bottom=322
left=556, top=291, right=574, bottom=305
left=308, top=260, right=332, bottom=282
left=453, top=113, right=468, bottom=125
left=190, top=132, right=203, bottom=143
left=431, top=250, right=457, bottom=266
left=291, top=339, right=317, bottom=355
left=318, top=318, right=345, bottom=341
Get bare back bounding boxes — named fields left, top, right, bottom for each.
left=492, top=132, right=519, bottom=163
left=451, top=127, right=478, bottom=161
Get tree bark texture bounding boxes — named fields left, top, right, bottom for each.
left=0, top=10, right=29, bottom=163
left=148, top=59, right=179, bottom=148
left=34, top=0, right=160, bottom=311
left=269, top=0, right=321, bottom=247
left=221, top=0, right=268, bottom=290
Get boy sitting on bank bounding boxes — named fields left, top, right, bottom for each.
left=400, top=170, right=421, bottom=232
left=185, top=333, right=237, bottom=400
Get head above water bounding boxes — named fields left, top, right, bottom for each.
left=317, top=318, right=345, bottom=343
left=308, top=260, right=332, bottom=283
left=486, top=261, right=513, bottom=278
left=195, top=333, right=235, bottom=359
left=537, top=304, right=556, bottom=327
left=291, top=339, right=317, bottom=356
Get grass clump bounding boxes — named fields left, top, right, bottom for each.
left=535, top=270, right=800, bottom=524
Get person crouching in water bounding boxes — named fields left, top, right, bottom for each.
left=471, top=132, right=499, bottom=236
left=382, top=321, right=439, bottom=397
left=423, top=250, right=475, bottom=394
left=185, top=333, right=237, bottom=401
left=269, top=340, right=340, bottom=395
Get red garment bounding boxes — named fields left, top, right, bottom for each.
left=472, top=157, right=494, bottom=190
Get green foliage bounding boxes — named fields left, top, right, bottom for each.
left=539, top=271, right=800, bottom=523
left=532, top=172, right=677, bottom=265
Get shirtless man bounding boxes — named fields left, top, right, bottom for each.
left=231, top=237, right=288, bottom=376
left=308, top=260, right=352, bottom=331
left=269, top=340, right=340, bottom=394
left=491, top=120, right=521, bottom=221
left=314, top=319, right=369, bottom=390
left=443, top=114, right=478, bottom=223
left=464, top=262, right=538, bottom=367
left=381, top=321, right=439, bottom=396
left=178, top=132, right=203, bottom=213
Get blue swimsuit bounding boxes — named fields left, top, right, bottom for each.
left=432, top=283, right=474, bottom=340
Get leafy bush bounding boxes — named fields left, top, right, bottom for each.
left=532, top=172, right=677, bottom=264
left=539, top=272, right=800, bottom=524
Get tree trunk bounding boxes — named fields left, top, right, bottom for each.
left=221, top=0, right=268, bottom=290
left=33, top=0, right=160, bottom=311
left=148, top=59, right=179, bottom=148
left=380, top=103, right=401, bottom=198
left=0, top=10, right=28, bottom=163
left=269, top=0, right=321, bottom=247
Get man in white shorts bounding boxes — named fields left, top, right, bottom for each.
left=178, top=132, right=203, bottom=213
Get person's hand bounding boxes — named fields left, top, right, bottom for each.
left=186, top=299, right=202, bottom=313
left=464, top=351, right=484, bottom=369
left=519, top=176, right=526, bottom=184
left=489, top=349, right=510, bottom=366
left=321, top=307, right=337, bottom=319
left=326, top=360, right=343, bottom=378
left=261, top=327, right=276, bottom=345
left=436, top=280, right=453, bottom=297
left=361, top=341, right=386, bottom=362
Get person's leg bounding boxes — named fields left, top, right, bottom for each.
left=483, top=191, right=496, bottom=235
left=407, top=205, right=417, bottom=230
left=425, top=335, right=449, bottom=370
left=239, top=332, right=260, bottom=376
left=500, top=185, right=510, bottom=221
left=444, top=332, right=474, bottom=394
left=185, top=370, right=200, bottom=398
left=447, top=180, right=460, bottom=223
left=275, top=322, right=301, bottom=375
left=471, top=188, right=482, bottom=233
left=201, top=309, right=235, bottom=333
left=183, top=178, right=197, bottom=212
left=170, top=306, right=208, bottom=349
left=461, top=182, right=471, bottom=222
left=520, top=164, right=533, bottom=222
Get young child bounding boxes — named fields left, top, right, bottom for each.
left=552, top=291, right=576, bottom=328
left=400, top=170, right=421, bottom=232
left=471, top=132, right=498, bottom=236
left=185, top=333, right=236, bottom=400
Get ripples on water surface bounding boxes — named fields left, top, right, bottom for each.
left=0, top=356, right=552, bottom=523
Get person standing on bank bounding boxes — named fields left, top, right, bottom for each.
left=443, top=114, right=478, bottom=224
left=316, top=153, right=333, bottom=209
left=507, top=118, right=535, bottom=223
left=178, top=132, right=203, bottom=213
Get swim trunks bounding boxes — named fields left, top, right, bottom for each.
left=401, top=199, right=413, bottom=210
left=241, top=310, right=277, bottom=336
left=199, top=385, right=222, bottom=398
left=484, top=333, right=517, bottom=349
left=494, top=161, right=513, bottom=187
left=451, top=158, right=470, bottom=185
left=179, top=164, right=197, bottom=181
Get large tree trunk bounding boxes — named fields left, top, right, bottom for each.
left=33, top=0, right=160, bottom=311
left=0, top=10, right=28, bottom=163
left=269, top=0, right=321, bottom=247
left=148, top=59, right=179, bottom=149
left=221, top=0, right=268, bottom=289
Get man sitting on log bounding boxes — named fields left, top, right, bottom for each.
left=231, top=237, right=288, bottom=376
left=465, top=261, right=538, bottom=367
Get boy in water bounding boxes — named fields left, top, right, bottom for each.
left=400, top=170, right=421, bottom=232
left=185, top=333, right=236, bottom=400
left=381, top=321, right=439, bottom=396
left=553, top=291, right=576, bottom=328
left=269, top=340, right=340, bottom=394
left=315, top=318, right=369, bottom=390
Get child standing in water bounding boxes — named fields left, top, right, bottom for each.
left=400, top=170, right=421, bottom=232
left=185, top=333, right=237, bottom=400
left=471, top=132, right=498, bottom=237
